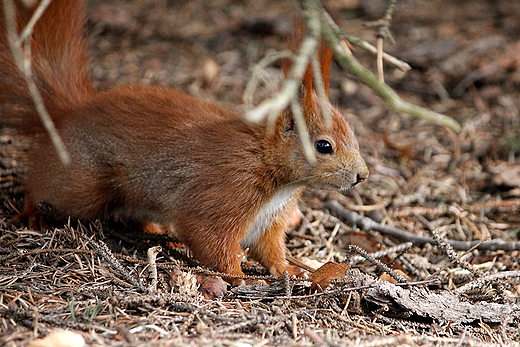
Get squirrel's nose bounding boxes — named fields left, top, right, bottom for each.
left=348, top=149, right=369, bottom=187
left=354, top=173, right=366, bottom=185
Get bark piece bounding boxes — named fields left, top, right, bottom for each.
left=364, top=281, right=520, bottom=323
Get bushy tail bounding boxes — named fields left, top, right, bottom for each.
left=0, top=0, right=93, bottom=131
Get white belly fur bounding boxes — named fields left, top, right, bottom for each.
left=241, top=185, right=299, bottom=249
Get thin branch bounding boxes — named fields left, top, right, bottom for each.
left=147, top=246, right=162, bottom=293
left=431, top=229, right=477, bottom=275
left=245, top=0, right=460, bottom=133
left=3, top=0, right=71, bottom=165
left=244, top=0, right=321, bottom=124
left=348, top=245, right=408, bottom=283
left=317, top=4, right=461, bottom=132
left=16, top=0, right=51, bottom=44
left=87, top=237, right=146, bottom=292
left=351, top=242, right=413, bottom=264
left=243, top=50, right=295, bottom=109
left=367, top=0, right=397, bottom=82
left=428, top=236, right=489, bottom=279
left=340, top=31, right=410, bottom=72
left=291, top=98, right=316, bottom=163
left=365, top=0, right=398, bottom=44
left=376, top=37, right=384, bottom=82
left=243, top=1, right=324, bottom=164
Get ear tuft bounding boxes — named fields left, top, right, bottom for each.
left=285, top=20, right=333, bottom=111
left=320, top=42, right=333, bottom=97
left=303, top=41, right=332, bottom=113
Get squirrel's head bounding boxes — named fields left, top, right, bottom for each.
left=268, top=37, right=368, bottom=191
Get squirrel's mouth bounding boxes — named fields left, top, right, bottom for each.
left=305, top=170, right=367, bottom=192
left=308, top=182, right=354, bottom=192
left=333, top=184, right=354, bottom=192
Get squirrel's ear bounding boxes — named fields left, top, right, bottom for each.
left=302, top=42, right=332, bottom=113
left=302, top=62, right=314, bottom=112
left=282, top=109, right=296, bottom=134
left=284, top=21, right=334, bottom=126
left=319, top=43, right=333, bottom=97
left=275, top=108, right=296, bottom=136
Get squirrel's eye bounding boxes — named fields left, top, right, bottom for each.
left=315, top=139, right=334, bottom=155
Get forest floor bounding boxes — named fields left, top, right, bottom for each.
left=1, top=0, right=520, bottom=346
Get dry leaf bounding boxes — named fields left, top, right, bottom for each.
left=380, top=273, right=397, bottom=283
left=380, top=269, right=412, bottom=283
left=310, top=262, right=349, bottom=292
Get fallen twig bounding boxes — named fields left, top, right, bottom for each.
left=348, top=245, right=408, bottom=283
left=326, top=200, right=520, bottom=251
left=87, top=237, right=146, bottom=292
left=0, top=248, right=92, bottom=263
left=431, top=230, right=478, bottom=276
left=147, top=245, right=162, bottom=293
left=453, top=270, right=520, bottom=296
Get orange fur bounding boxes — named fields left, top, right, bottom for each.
left=1, top=1, right=368, bottom=284
left=283, top=21, right=333, bottom=111
left=303, top=42, right=333, bottom=112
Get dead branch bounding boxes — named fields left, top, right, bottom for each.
left=146, top=245, right=162, bottom=293
left=365, top=0, right=399, bottom=82
left=364, top=0, right=397, bottom=43
left=326, top=200, right=520, bottom=251
left=87, top=237, right=146, bottom=292
left=348, top=245, right=408, bottom=283
left=340, top=32, right=410, bottom=71
left=244, top=0, right=321, bottom=125
left=453, top=271, right=520, bottom=296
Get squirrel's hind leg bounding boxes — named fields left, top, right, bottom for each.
left=9, top=201, right=49, bottom=231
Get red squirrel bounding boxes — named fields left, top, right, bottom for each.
left=1, top=0, right=368, bottom=284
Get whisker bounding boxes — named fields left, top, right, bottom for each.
left=277, top=171, right=340, bottom=189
